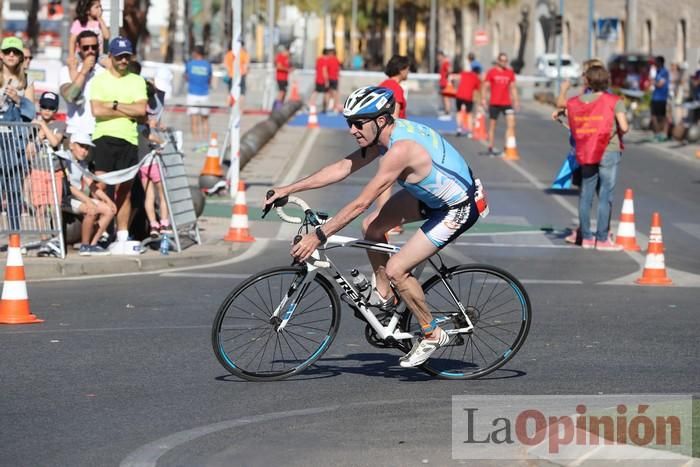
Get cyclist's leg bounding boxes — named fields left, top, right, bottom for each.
left=362, top=189, right=423, bottom=300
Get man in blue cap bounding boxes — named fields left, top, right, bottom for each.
left=90, top=36, right=147, bottom=254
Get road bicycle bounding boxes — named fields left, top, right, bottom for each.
left=212, top=194, right=532, bottom=381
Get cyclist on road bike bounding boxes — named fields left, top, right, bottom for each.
left=264, top=85, right=487, bottom=368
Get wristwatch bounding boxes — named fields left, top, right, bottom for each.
left=314, top=226, right=327, bottom=243
left=112, top=100, right=118, bottom=110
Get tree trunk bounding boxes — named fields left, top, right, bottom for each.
left=165, top=0, right=178, bottom=63
left=27, top=0, right=40, bottom=52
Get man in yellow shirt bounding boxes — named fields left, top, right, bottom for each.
left=90, top=36, right=147, bottom=251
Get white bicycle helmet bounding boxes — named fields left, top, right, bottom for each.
left=343, top=86, right=395, bottom=120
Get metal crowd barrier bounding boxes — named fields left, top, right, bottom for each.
left=0, top=122, right=65, bottom=258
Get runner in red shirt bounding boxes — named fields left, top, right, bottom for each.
left=437, top=50, right=452, bottom=119
left=307, top=49, right=329, bottom=112
left=481, top=52, right=520, bottom=155
left=454, top=61, right=481, bottom=136
left=275, top=46, right=291, bottom=109
left=375, top=55, right=411, bottom=234
left=325, top=48, right=342, bottom=112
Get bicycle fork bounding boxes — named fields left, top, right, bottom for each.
left=270, top=271, right=310, bottom=332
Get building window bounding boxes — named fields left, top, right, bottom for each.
left=642, top=19, right=653, bottom=54
left=675, top=19, right=687, bottom=63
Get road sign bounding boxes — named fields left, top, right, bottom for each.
left=474, top=29, right=489, bottom=46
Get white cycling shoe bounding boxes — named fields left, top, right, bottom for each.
left=399, top=328, right=450, bottom=368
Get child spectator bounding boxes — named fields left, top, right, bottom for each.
left=60, top=133, right=116, bottom=256
left=68, top=0, right=110, bottom=70
left=27, top=92, right=66, bottom=257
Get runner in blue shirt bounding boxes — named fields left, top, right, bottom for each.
left=650, top=56, right=669, bottom=142
left=184, top=45, right=213, bottom=139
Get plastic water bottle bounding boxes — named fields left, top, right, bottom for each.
left=350, top=269, right=369, bottom=292
left=159, top=236, right=169, bottom=255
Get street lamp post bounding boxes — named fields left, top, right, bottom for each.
left=556, top=0, right=564, bottom=97
left=429, top=0, right=436, bottom=72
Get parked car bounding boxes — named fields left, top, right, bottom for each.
left=535, top=54, right=581, bottom=85
left=608, top=53, right=654, bottom=91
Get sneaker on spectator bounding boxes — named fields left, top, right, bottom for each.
left=149, top=224, right=160, bottom=239
left=37, top=243, right=52, bottom=257
left=89, top=245, right=111, bottom=256
left=79, top=244, right=92, bottom=256
left=581, top=238, right=596, bottom=249
left=160, top=223, right=173, bottom=236
left=596, top=236, right=623, bottom=251
left=487, top=147, right=502, bottom=157
left=564, top=231, right=578, bottom=244
left=38, top=238, right=62, bottom=257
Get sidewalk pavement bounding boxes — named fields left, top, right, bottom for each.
left=3, top=85, right=288, bottom=281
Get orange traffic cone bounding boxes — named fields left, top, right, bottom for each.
left=635, top=212, right=672, bottom=286
left=307, top=105, right=319, bottom=128
left=696, top=149, right=700, bottom=159
left=0, top=234, right=42, bottom=324
left=441, top=81, right=457, bottom=97
left=472, top=111, right=487, bottom=141
left=224, top=181, right=255, bottom=242
left=615, top=188, right=641, bottom=251
left=289, top=81, right=301, bottom=102
left=504, top=135, right=520, bottom=160
left=200, top=133, right=224, bottom=177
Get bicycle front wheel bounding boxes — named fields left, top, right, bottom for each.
left=212, top=266, right=341, bottom=381
left=408, top=264, right=532, bottom=380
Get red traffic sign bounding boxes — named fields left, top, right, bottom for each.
left=474, top=29, right=489, bottom=46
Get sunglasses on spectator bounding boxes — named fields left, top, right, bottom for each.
left=40, top=106, right=57, bottom=111
left=114, top=54, right=131, bottom=62
left=3, top=48, right=23, bottom=56
left=24, top=55, right=33, bottom=60
left=346, top=119, right=371, bottom=130
left=81, top=44, right=99, bottom=52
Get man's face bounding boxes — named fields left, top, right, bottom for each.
left=111, top=53, right=131, bottom=73
left=399, top=67, right=410, bottom=81
left=497, top=55, right=508, bottom=68
left=347, top=117, right=377, bottom=147
left=78, top=38, right=99, bottom=60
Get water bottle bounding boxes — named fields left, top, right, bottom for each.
left=350, top=269, right=369, bottom=292
left=159, top=236, right=169, bottom=255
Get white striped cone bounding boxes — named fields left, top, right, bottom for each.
left=307, top=105, right=319, bottom=128
left=0, top=234, right=42, bottom=324
left=224, top=181, right=255, bottom=242
left=635, top=212, right=672, bottom=285
left=504, top=135, right=520, bottom=160
left=615, top=188, right=641, bottom=251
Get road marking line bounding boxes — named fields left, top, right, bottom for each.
left=161, top=272, right=251, bottom=279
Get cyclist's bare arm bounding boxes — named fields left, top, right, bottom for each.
left=265, top=145, right=381, bottom=206
left=291, top=142, right=409, bottom=262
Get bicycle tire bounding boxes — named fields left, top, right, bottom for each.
left=212, top=266, right=341, bottom=381
left=405, top=264, right=531, bottom=380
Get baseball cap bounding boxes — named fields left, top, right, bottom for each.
left=39, top=91, right=59, bottom=110
left=70, top=133, right=95, bottom=147
left=109, top=36, right=134, bottom=56
left=1, top=37, right=24, bottom=52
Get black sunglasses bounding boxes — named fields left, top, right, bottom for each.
left=40, top=106, right=57, bottom=111
left=114, top=54, right=131, bottom=62
left=81, top=44, right=99, bottom=52
left=346, top=118, right=371, bottom=130
left=3, top=48, right=23, bottom=56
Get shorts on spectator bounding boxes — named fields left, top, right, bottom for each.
left=277, top=80, right=288, bottom=92
left=69, top=197, right=99, bottom=215
left=93, top=136, right=138, bottom=173
left=30, top=169, right=63, bottom=207
left=328, top=80, right=338, bottom=90
left=489, top=105, right=514, bottom=120
left=650, top=100, right=667, bottom=117
left=315, top=83, right=328, bottom=93
left=186, top=94, right=210, bottom=115
left=139, top=162, right=162, bottom=185
left=455, top=99, right=474, bottom=112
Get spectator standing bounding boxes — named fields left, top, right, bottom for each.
left=351, top=51, right=364, bottom=70
left=224, top=42, right=249, bottom=97
left=437, top=50, right=452, bottom=119
left=650, top=56, right=670, bottom=142
left=482, top=52, right=519, bottom=156
left=565, top=66, right=628, bottom=251
left=308, top=49, right=329, bottom=112
left=28, top=92, right=66, bottom=257
left=326, top=48, right=342, bottom=113
left=59, top=30, right=104, bottom=138
left=60, top=133, right=116, bottom=256
left=89, top=36, right=147, bottom=253
left=274, top=46, right=291, bottom=110
left=374, top=55, right=411, bottom=235
left=454, top=61, right=481, bottom=137
left=184, top=45, right=213, bottom=140
left=68, top=0, right=110, bottom=78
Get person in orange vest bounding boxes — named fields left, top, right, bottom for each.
left=437, top=50, right=452, bottom=120
left=453, top=60, right=481, bottom=137
left=374, top=54, right=411, bottom=235
left=307, top=48, right=329, bottom=112
left=224, top=42, right=249, bottom=96
left=481, top=52, right=519, bottom=156
left=564, top=65, right=629, bottom=251
left=274, top=45, right=291, bottom=110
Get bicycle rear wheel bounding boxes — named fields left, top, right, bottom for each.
left=212, top=266, right=341, bottom=381
left=407, top=264, right=531, bottom=380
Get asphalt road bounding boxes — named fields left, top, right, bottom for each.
left=1, top=104, right=699, bottom=466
